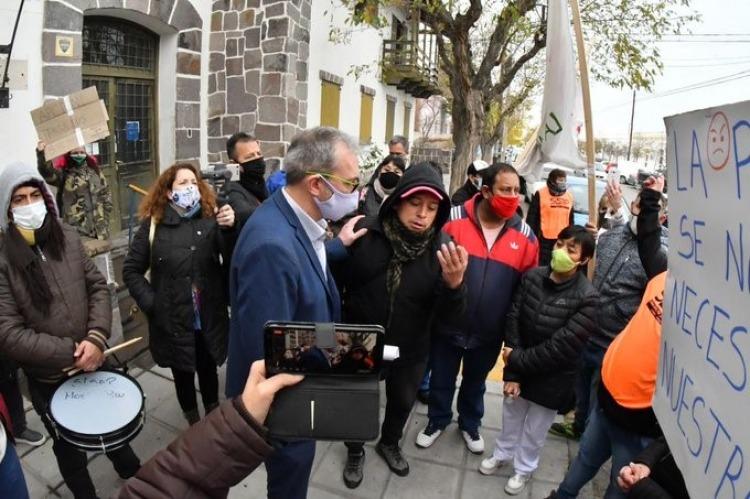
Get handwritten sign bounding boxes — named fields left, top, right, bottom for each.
left=30, top=86, right=110, bottom=161
left=49, top=371, right=143, bottom=435
left=655, top=100, right=750, bottom=498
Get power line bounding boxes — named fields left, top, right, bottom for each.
left=667, top=60, right=750, bottom=68
left=656, top=40, right=750, bottom=43
left=659, top=33, right=750, bottom=37
left=663, top=55, right=750, bottom=62
left=594, top=69, right=750, bottom=111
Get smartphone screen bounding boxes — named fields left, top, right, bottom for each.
left=265, top=326, right=381, bottom=375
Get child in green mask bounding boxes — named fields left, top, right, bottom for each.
left=479, top=225, right=598, bottom=495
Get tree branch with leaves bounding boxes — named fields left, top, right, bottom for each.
left=342, top=0, right=698, bottom=193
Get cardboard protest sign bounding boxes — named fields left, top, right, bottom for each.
left=655, top=100, right=750, bottom=497
left=30, top=86, right=110, bottom=161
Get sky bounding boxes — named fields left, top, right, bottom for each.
left=590, top=0, right=750, bottom=140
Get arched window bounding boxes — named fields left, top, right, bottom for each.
left=82, top=17, right=158, bottom=231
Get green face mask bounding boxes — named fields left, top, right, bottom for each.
left=71, top=154, right=87, bottom=165
left=550, top=248, right=578, bottom=273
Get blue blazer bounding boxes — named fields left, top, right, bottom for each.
left=225, top=190, right=344, bottom=397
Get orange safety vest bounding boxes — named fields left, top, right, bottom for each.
left=539, top=186, right=574, bottom=239
left=601, top=271, right=667, bottom=409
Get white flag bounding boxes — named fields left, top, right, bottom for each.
left=515, top=0, right=586, bottom=181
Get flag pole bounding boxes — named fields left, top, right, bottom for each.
left=568, top=0, right=597, bottom=278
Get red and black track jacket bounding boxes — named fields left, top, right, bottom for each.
left=435, top=194, right=539, bottom=349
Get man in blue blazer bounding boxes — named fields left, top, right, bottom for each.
left=226, top=127, right=366, bottom=499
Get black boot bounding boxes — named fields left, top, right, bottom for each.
left=376, top=441, right=409, bottom=476
left=204, top=401, right=220, bottom=414
left=184, top=408, right=200, bottom=425
left=343, top=449, right=365, bottom=489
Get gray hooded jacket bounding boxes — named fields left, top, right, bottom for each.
left=0, top=162, right=59, bottom=230
left=590, top=223, right=668, bottom=349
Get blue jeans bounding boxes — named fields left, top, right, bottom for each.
left=265, top=440, right=315, bottom=499
left=0, top=443, right=29, bottom=499
left=427, top=336, right=501, bottom=433
left=573, top=343, right=606, bottom=434
left=556, top=403, right=653, bottom=499
left=419, top=367, right=431, bottom=393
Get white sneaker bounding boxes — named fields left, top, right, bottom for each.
left=415, top=423, right=443, bottom=448
left=504, top=473, right=531, bottom=495
left=461, top=430, right=485, bottom=454
left=478, top=456, right=507, bottom=475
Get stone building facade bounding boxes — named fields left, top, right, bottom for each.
left=1, top=0, right=432, bottom=230
left=207, top=0, right=311, bottom=171
left=39, top=0, right=205, bottom=163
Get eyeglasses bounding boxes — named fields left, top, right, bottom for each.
left=307, top=171, right=360, bottom=193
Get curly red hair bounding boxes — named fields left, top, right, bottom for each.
left=138, top=163, right=216, bottom=222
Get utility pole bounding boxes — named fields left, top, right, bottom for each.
left=627, top=89, right=636, bottom=160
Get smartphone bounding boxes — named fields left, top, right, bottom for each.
left=264, top=322, right=384, bottom=376
left=607, top=170, right=618, bottom=185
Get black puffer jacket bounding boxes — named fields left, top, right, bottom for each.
left=123, top=206, right=237, bottom=371
left=503, top=266, right=598, bottom=412
left=334, top=164, right=466, bottom=363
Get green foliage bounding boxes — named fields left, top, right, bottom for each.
left=358, top=143, right=386, bottom=175
left=579, top=0, right=700, bottom=91
left=340, top=0, right=389, bottom=28
left=341, top=0, right=699, bottom=94
left=340, top=0, right=699, bottom=187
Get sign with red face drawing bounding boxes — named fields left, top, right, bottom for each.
left=656, top=100, right=750, bottom=498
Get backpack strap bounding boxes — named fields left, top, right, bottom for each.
left=148, top=217, right=156, bottom=249
left=146, top=217, right=157, bottom=281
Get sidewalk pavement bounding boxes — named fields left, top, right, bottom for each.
left=18, top=363, right=610, bottom=498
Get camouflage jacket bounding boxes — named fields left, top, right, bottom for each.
left=37, top=151, right=113, bottom=240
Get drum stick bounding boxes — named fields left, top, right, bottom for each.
left=65, top=337, right=143, bottom=376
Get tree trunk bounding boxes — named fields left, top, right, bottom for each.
left=481, top=119, right=504, bottom=163
left=449, top=89, right=483, bottom=195
left=480, top=138, right=496, bottom=163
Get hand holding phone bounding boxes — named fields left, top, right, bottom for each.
left=241, top=360, right=303, bottom=424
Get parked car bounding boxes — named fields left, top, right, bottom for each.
left=594, top=162, right=607, bottom=181
left=612, top=161, right=640, bottom=186
left=530, top=175, right=610, bottom=226
left=637, top=168, right=656, bottom=185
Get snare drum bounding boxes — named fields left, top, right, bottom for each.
left=47, top=370, right=145, bottom=452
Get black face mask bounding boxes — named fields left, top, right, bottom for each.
left=547, top=178, right=567, bottom=195
left=239, top=157, right=269, bottom=201
left=379, top=171, right=401, bottom=190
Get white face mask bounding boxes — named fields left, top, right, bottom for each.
left=12, top=200, right=48, bottom=230
left=314, top=176, right=359, bottom=221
